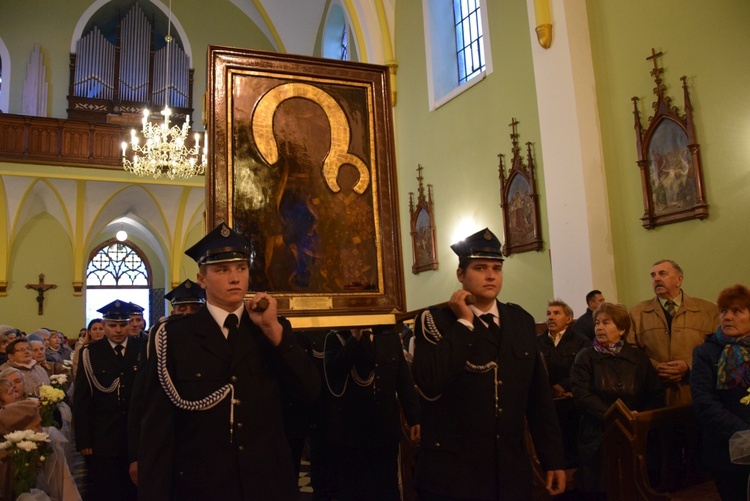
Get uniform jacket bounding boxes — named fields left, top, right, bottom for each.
left=537, top=328, right=591, bottom=391
left=73, top=336, right=142, bottom=457
left=137, top=306, right=320, bottom=501
left=628, top=292, right=719, bottom=405
left=412, top=301, right=564, bottom=500
left=570, top=343, right=664, bottom=492
left=324, top=329, right=419, bottom=447
left=690, top=333, right=750, bottom=472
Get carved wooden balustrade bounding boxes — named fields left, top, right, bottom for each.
left=0, top=113, right=130, bottom=170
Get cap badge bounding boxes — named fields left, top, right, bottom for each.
left=185, top=282, right=192, bottom=288
left=220, top=225, right=230, bottom=237
left=483, top=229, right=492, bottom=240
left=115, top=300, right=121, bottom=307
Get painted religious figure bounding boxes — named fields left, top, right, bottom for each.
left=231, top=79, right=379, bottom=293
left=647, top=120, right=696, bottom=215
left=498, top=118, right=543, bottom=256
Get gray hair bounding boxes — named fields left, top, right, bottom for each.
left=547, top=299, right=574, bottom=319
left=652, top=259, right=683, bottom=276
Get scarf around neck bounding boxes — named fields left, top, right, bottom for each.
left=715, top=328, right=750, bottom=389
left=593, top=337, right=624, bottom=356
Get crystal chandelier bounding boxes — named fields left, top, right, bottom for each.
left=121, top=0, right=206, bottom=180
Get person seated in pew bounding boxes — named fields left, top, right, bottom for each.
left=571, top=302, right=664, bottom=500
left=690, top=284, right=750, bottom=501
left=537, top=299, right=590, bottom=468
left=0, top=377, right=42, bottom=434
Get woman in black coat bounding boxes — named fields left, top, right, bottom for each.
left=571, top=302, right=664, bottom=498
left=691, top=284, right=750, bottom=501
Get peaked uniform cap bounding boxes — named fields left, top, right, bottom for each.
left=185, top=222, right=251, bottom=266
left=128, top=302, right=145, bottom=315
left=97, top=300, right=132, bottom=322
left=165, top=279, right=206, bottom=305
left=450, top=227, right=504, bottom=261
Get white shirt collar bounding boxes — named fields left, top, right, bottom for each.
left=548, top=328, right=567, bottom=346
left=470, top=302, right=500, bottom=326
left=108, top=338, right=128, bottom=350
left=207, top=302, right=245, bottom=338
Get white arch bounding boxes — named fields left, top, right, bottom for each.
left=71, top=0, right=194, bottom=63
left=0, top=36, right=10, bottom=113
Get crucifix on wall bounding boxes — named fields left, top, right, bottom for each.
left=26, top=273, right=57, bottom=315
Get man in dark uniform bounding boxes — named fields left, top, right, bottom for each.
left=412, top=228, right=566, bottom=500
left=165, top=278, right=206, bottom=315
left=74, top=299, right=141, bottom=501
left=324, top=326, right=420, bottom=500
left=127, top=278, right=206, bottom=486
left=297, top=329, right=340, bottom=500
left=127, top=302, right=149, bottom=344
left=137, top=222, right=320, bottom=500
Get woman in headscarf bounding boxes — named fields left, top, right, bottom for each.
left=691, top=284, right=750, bottom=501
left=571, top=302, right=664, bottom=499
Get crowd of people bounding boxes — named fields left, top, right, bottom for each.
left=1, top=222, right=749, bottom=501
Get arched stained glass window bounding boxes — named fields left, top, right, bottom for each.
left=85, top=240, right=153, bottom=325
left=87, top=241, right=149, bottom=287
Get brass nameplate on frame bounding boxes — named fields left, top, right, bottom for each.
left=290, top=296, right=333, bottom=311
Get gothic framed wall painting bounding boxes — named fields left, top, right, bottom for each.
left=498, top=119, right=543, bottom=257
left=205, top=46, right=405, bottom=317
left=632, top=49, right=708, bottom=229
left=409, top=165, right=438, bottom=274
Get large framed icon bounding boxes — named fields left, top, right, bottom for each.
left=632, top=48, right=708, bottom=229
left=205, top=46, right=405, bottom=319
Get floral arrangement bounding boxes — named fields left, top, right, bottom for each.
left=0, top=430, right=50, bottom=496
left=38, top=384, right=66, bottom=428
left=49, top=374, right=68, bottom=389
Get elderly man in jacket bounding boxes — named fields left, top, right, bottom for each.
left=628, top=259, right=719, bottom=406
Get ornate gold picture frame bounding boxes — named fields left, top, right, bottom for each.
left=206, top=47, right=405, bottom=317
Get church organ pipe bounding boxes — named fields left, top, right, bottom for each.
left=68, top=2, right=193, bottom=121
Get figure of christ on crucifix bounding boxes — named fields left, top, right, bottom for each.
left=26, top=273, right=57, bottom=315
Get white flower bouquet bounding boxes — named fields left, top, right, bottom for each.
left=49, top=374, right=68, bottom=388
left=0, top=430, right=50, bottom=496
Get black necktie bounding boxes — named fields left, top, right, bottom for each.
left=114, top=344, right=124, bottom=359
left=480, top=313, right=501, bottom=336
left=224, top=314, right=239, bottom=348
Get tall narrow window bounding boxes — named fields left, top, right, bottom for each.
left=422, top=0, right=492, bottom=110
left=341, top=25, right=349, bottom=61
left=454, top=0, right=485, bottom=84
left=85, top=240, right=152, bottom=325
left=322, top=3, right=357, bottom=62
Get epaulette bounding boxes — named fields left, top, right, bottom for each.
left=419, top=308, right=444, bottom=345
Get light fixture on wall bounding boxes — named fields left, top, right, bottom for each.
left=116, top=224, right=128, bottom=242
left=121, top=0, right=206, bottom=180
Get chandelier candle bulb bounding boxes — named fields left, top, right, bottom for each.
left=121, top=0, right=205, bottom=180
